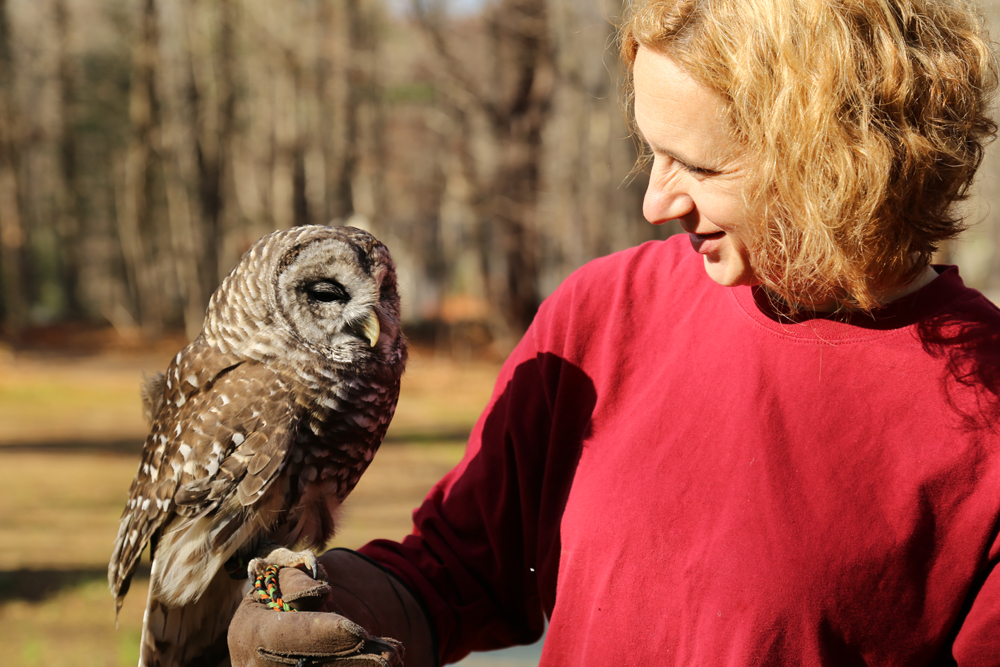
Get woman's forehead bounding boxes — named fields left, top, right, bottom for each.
left=632, top=47, right=741, bottom=168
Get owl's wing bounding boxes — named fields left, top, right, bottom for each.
left=108, top=339, right=298, bottom=610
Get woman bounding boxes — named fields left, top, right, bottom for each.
left=230, top=0, right=1000, bottom=664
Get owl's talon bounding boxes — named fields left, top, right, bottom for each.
left=248, top=547, right=320, bottom=582
left=247, top=558, right=265, bottom=581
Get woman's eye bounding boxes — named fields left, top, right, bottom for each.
left=681, top=162, right=718, bottom=176
left=651, top=151, right=717, bottom=177
left=305, top=280, right=349, bottom=303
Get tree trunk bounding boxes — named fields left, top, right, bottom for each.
left=184, top=0, right=237, bottom=297
left=0, top=0, right=26, bottom=333
left=416, top=0, right=554, bottom=336
left=120, top=0, right=164, bottom=335
left=158, top=10, right=205, bottom=340
left=53, top=0, right=86, bottom=318
left=482, top=0, right=554, bottom=334
left=318, top=0, right=361, bottom=222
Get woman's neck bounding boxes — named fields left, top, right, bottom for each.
left=879, top=264, right=939, bottom=305
left=763, top=264, right=940, bottom=314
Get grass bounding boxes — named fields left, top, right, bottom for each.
left=0, top=344, right=500, bottom=665
left=0, top=452, right=141, bottom=570
left=1, top=577, right=146, bottom=666
left=0, top=347, right=500, bottom=446
left=0, top=356, right=150, bottom=445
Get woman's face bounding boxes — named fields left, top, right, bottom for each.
left=634, top=47, right=758, bottom=288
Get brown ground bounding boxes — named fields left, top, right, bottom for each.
left=0, top=341, right=501, bottom=665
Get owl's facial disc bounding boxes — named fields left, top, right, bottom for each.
left=276, top=239, right=382, bottom=354
left=301, top=279, right=380, bottom=347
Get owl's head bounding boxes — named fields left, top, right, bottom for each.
left=203, top=225, right=406, bottom=371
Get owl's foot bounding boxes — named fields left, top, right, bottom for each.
left=247, top=547, right=320, bottom=581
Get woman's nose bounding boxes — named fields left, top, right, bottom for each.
left=643, top=178, right=694, bottom=225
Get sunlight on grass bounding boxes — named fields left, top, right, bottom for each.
left=0, top=348, right=497, bottom=664
left=117, top=629, right=142, bottom=665
left=388, top=353, right=501, bottom=438
left=0, top=452, right=141, bottom=570
left=1, top=577, right=148, bottom=667
left=0, top=442, right=467, bottom=664
left=0, top=355, right=157, bottom=445
left=19, top=639, right=42, bottom=665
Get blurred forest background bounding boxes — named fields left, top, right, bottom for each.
left=0, top=0, right=682, bottom=357
left=1, top=0, right=999, bottom=352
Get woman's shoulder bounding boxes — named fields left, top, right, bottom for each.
left=551, top=234, right=705, bottom=306
left=578, top=232, right=692, bottom=275
left=529, top=235, right=713, bottom=355
left=911, top=266, right=1000, bottom=335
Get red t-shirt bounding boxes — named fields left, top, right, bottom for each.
left=361, top=235, right=1000, bottom=666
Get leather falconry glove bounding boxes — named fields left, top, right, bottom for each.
left=229, top=549, right=435, bottom=667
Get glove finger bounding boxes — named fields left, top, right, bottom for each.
left=230, top=595, right=374, bottom=665
left=257, top=636, right=403, bottom=666
left=261, top=607, right=368, bottom=654
left=276, top=567, right=333, bottom=611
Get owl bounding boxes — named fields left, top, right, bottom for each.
left=108, top=225, right=407, bottom=667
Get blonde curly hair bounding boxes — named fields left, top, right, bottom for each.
left=620, top=0, right=998, bottom=309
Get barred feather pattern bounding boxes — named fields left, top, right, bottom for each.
left=108, top=225, right=407, bottom=667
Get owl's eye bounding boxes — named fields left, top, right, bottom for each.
left=304, top=280, right=350, bottom=303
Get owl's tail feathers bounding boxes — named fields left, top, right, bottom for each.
left=108, top=564, right=128, bottom=627
left=109, top=522, right=140, bottom=627
left=139, top=559, right=247, bottom=667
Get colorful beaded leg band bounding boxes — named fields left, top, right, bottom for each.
left=253, top=565, right=296, bottom=612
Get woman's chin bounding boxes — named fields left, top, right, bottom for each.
left=703, top=255, right=757, bottom=287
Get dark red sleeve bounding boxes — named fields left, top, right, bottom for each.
left=358, top=284, right=596, bottom=664
left=952, top=540, right=1000, bottom=667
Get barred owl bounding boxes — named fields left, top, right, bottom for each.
left=108, top=225, right=407, bottom=667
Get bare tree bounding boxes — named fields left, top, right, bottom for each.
left=0, top=0, right=27, bottom=333
left=10, top=0, right=1000, bottom=352
left=415, top=0, right=556, bottom=336
left=318, top=0, right=361, bottom=222
left=183, top=0, right=238, bottom=296
left=118, top=0, right=166, bottom=334
left=156, top=0, right=204, bottom=339
left=52, top=0, right=86, bottom=318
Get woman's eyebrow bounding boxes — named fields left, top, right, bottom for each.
left=640, top=132, right=715, bottom=172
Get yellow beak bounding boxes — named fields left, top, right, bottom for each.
left=361, top=311, right=380, bottom=347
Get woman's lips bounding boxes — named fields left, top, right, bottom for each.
left=688, top=231, right=725, bottom=253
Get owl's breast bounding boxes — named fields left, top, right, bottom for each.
left=273, top=422, right=383, bottom=549
left=268, top=367, right=400, bottom=547
left=285, top=428, right=375, bottom=501
left=288, top=381, right=398, bottom=491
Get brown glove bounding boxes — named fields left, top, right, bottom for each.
left=228, top=549, right=435, bottom=667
